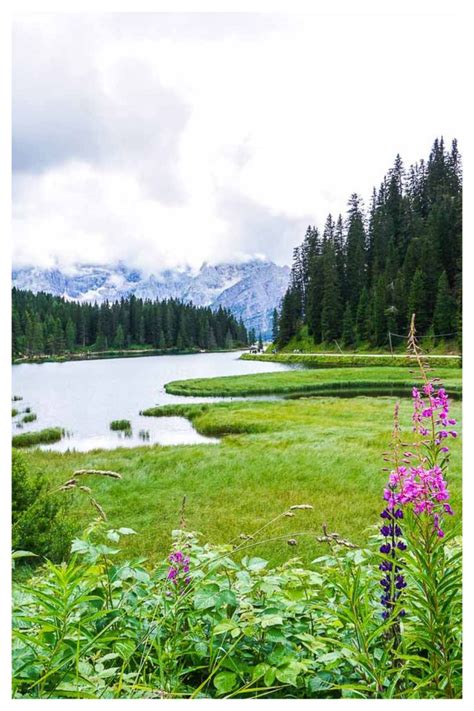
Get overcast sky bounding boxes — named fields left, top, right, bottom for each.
left=12, top=11, right=462, bottom=273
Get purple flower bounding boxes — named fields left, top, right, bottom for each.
left=167, top=549, right=191, bottom=588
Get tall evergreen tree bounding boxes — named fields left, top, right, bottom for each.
left=433, top=271, right=457, bottom=336
left=272, top=308, right=279, bottom=343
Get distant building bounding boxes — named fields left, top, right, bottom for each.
left=249, top=344, right=263, bottom=354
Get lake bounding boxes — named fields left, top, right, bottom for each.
left=12, top=351, right=292, bottom=451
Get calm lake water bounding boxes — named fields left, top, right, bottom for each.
left=12, top=351, right=292, bottom=451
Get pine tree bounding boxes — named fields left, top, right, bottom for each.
left=225, top=330, right=234, bottom=349
left=114, top=324, right=125, bottom=349
left=32, top=321, right=44, bottom=355
left=407, top=268, right=429, bottom=334
left=433, top=271, right=457, bottom=336
left=345, top=194, right=367, bottom=309
left=372, top=275, right=387, bottom=346
left=320, top=239, right=342, bottom=342
left=258, top=333, right=264, bottom=350
left=272, top=308, right=279, bottom=343
left=65, top=319, right=76, bottom=352
left=341, top=303, right=355, bottom=347
left=355, top=288, right=370, bottom=344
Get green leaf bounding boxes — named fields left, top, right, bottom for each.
left=243, top=556, right=268, bottom=572
left=216, top=589, right=237, bottom=607
left=193, top=584, right=221, bottom=610
left=260, top=614, right=284, bottom=628
left=213, top=671, right=238, bottom=694
left=275, top=664, right=299, bottom=686
left=214, top=619, right=239, bottom=635
left=264, top=667, right=276, bottom=686
left=117, top=527, right=136, bottom=535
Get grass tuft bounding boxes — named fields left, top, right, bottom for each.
left=110, top=419, right=132, bottom=431
left=12, top=427, right=64, bottom=448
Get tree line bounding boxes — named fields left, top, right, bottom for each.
left=275, top=137, right=462, bottom=350
left=12, top=289, right=249, bottom=358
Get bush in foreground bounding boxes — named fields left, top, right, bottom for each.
left=12, top=450, right=74, bottom=563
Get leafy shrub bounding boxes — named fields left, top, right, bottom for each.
left=12, top=519, right=461, bottom=699
left=110, top=419, right=131, bottom=431
left=12, top=427, right=63, bottom=448
left=12, top=450, right=74, bottom=563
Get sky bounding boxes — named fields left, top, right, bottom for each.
left=12, top=10, right=463, bottom=273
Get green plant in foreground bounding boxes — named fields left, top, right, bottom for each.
left=12, top=451, right=74, bottom=562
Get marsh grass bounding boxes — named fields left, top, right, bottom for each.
left=110, top=419, right=132, bottom=431
left=164, top=366, right=461, bottom=398
left=12, top=408, right=18, bottom=417
left=22, top=413, right=37, bottom=423
left=12, top=427, right=64, bottom=448
left=23, top=396, right=461, bottom=565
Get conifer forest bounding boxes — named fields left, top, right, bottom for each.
left=277, top=138, right=462, bottom=350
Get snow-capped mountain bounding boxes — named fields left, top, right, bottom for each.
left=12, top=260, right=290, bottom=337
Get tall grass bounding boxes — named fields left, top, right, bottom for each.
left=12, top=427, right=64, bottom=448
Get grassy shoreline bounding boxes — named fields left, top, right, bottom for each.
left=164, top=366, right=462, bottom=398
left=12, top=346, right=246, bottom=366
left=240, top=352, right=461, bottom=369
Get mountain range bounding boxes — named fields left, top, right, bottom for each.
left=12, top=260, right=290, bottom=338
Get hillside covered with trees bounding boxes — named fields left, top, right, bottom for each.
left=12, top=290, right=249, bottom=359
left=276, top=138, right=462, bottom=351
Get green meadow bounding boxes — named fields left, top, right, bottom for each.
left=21, top=382, right=462, bottom=566
left=164, top=365, right=462, bottom=397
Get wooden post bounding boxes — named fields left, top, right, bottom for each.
left=388, top=331, right=393, bottom=355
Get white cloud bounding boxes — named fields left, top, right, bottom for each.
left=12, top=11, right=462, bottom=271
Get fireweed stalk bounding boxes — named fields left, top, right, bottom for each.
left=379, top=316, right=456, bottom=624
left=167, top=550, right=191, bottom=589
left=379, top=403, right=407, bottom=628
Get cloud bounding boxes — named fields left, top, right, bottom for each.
left=12, top=12, right=462, bottom=271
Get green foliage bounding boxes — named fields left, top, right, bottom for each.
left=22, top=413, right=37, bottom=423
left=12, top=450, right=73, bottom=563
left=12, top=427, right=64, bottom=448
left=110, top=419, right=132, bottom=431
left=12, top=520, right=461, bottom=699
left=12, top=408, right=19, bottom=417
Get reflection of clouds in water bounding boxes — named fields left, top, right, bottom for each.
left=39, top=416, right=219, bottom=452
left=13, top=351, right=290, bottom=453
